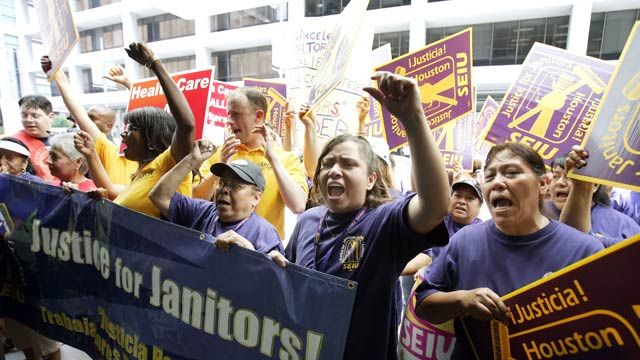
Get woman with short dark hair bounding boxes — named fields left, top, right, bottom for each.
left=414, top=142, right=604, bottom=359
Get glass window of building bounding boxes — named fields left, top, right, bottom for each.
left=76, top=0, right=121, bottom=11
left=141, top=55, right=196, bottom=78
left=211, top=4, right=287, bottom=31
left=588, top=9, right=640, bottom=60
left=79, top=24, right=123, bottom=52
left=305, top=0, right=410, bottom=17
left=4, top=35, right=20, bottom=97
left=82, top=68, right=102, bottom=94
left=1, top=0, right=16, bottom=27
left=426, top=16, right=569, bottom=66
left=212, top=46, right=277, bottom=82
left=372, top=31, right=410, bottom=58
left=138, top=14, right=195, bottom=43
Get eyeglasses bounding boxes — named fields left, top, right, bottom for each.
left=218, top=178, right=252, bottom=191
left=121, top=124, right=142, bottom=137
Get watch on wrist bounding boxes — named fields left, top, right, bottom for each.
left=145, top=56, right=160, bottom=69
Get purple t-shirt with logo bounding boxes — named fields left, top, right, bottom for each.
left=168, top=193, right=283, bottom=254
left=415, top=219, right=603, bottom=358
left=544, top=200, right=639, bottom=247
left=285, top=194, right=449, bottom=360
left=611, top=188, right=640, bottom=226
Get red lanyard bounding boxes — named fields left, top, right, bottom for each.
left=313, top=207, right=366, bottom=272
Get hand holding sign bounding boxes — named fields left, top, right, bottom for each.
left=461, top=287, right=512, bottom=325
left=364, top=72, right=425, bottom=129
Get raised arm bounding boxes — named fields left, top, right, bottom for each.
left=41, top=56, right=101, bottom=140
left=150, top=139, right=216, bottom=217
left=364, top=72, right=449, bottom=234
left=103, top=64, right=132, bottom=90
left=74, top=131, right=125, bottom=199
left=299, top=103, right=321, bottom=177
left=125, top=43, right=195, bottom=162
left=561, top=145, right=595, bottom=233
left=283, top=102, right=294, bottom=152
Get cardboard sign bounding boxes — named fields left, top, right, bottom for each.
left=307, top=0, right=370, bottom=110
left=571, top=22, right=640, bottom=192
left=483, top=43, right=613, bottom=163
left=127, top=68, right=215, bottom=141
left=34, top=0, right=79, bottom=80
left=203, top=80, right=237, bottom=145
left=374, top=28, right=473, bottom=150
left=243, top=79, right=288, bottom=140
left=462, top=234, right=640, bottom=359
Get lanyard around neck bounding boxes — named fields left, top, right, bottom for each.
left=313, top=207, right=366, bottom=272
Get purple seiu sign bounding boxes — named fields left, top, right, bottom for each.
left=375, top=28, right=473, bottom=151
left=484, top=43, right=614, bottom=164
left=571, top=22, right=640, bottom=192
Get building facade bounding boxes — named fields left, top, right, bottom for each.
left=1, top=0, right=639, bottom=134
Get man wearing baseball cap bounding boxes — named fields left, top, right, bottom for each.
left=446, top=178, right=483, bottom=237
left=150, top=139, right=283, bottom=254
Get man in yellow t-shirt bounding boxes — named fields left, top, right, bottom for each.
left=195, top=88, right=308, bottom=239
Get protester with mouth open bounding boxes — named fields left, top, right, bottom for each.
left=193, top=87, right=308, bottom=239
left=149, top=139, right=283, bottom=254
left=543, top=152, right=639, bottom=246
left=269, top=72, right=451, bottom=359
left=414, top=142, right=604, bottom=359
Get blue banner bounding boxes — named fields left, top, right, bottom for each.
left=0, top=174, right=356, bottom=360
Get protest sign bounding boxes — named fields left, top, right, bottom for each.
left=0, top=174, right=357, bottom=359
left=570, top=22, right=640, bottom=192
left=243, top=79, right=288, bottom=140
left=307, top=0, right=370, bottom=110
left=461, top=234, right=640, bottom=359
left=433, top=110, right=475, bottom=171
left=281, top=15, right=373, bottom=146
left=363, top=44, right=393, bottom=138
left=375, top=28, right=473, bottom=151
left=127, top=68, right=215, bottom=141
left=399, top=271, right=456, bottom=360
left=475, top=96, right=499, bottom=160
left=34, top=0, right=78, bottom=80
left=203, top=80, right=237, bottom=145
left=483, top=43, right=613, bottom=163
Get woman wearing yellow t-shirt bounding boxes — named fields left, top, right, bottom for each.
left=70, top=42, right=195, bottom=218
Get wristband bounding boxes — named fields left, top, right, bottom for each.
left=145, top=56, right=160, bottom=69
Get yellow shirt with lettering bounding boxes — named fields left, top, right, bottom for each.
left=95, top=133, right=138, bottom=185
left=115, top=148, right=192, bottom=218
left=199, top=145, right=308, bottom=239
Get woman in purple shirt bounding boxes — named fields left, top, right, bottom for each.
left=270, top=72, right=451, bottom=359
left=545, top=151, right=640, bottom=245
left=415, top=143, right=603, bottom=359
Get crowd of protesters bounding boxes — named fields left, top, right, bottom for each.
left=0, top=42, right=638, bottom=360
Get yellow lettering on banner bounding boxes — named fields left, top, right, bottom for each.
left=521, top=327, right=624, bottom=360
left=153, top=346, right=171, bottom=360
left=511, top=280, right=588, bottom=326
left=598, top=104, right=637, bottom=175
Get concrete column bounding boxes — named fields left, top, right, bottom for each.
left=566, top=0, right=592, bottom=55
left=409, top=0, right=426, bottom=51
left=120, top=3, right=140, bottom=80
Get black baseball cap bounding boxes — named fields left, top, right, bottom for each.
left=211, top=159, right=265, bottom=191
left=451, top=178, right=483, bottom=203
